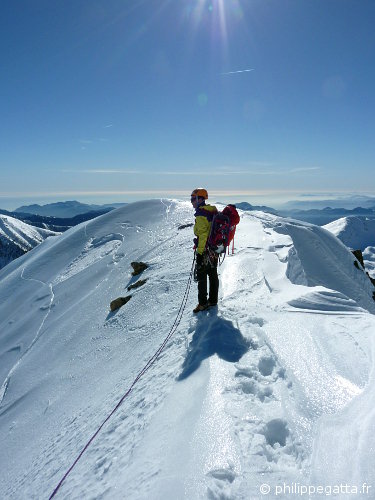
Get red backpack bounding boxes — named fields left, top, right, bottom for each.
left=207, top=204, right=240, bottom=254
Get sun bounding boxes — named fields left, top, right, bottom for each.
left=181, top=0, right=246, bottom=68
left=185, top=0, right=245, bottom=39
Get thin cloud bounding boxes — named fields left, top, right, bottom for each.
left=3, top=188, right=371, bottom=200
left=220, top=166, right=321, bottom=175
left=0, top=189, right=318, bottom=198
left=84, top=169, right=140, bottom=174
left=221, top=68, right=254, bottom=76
left=287, top=167, right=321, bottom=174
left=217, top=161, right=274, bottom=170
left=61, top=169, right=141, bottom=174
left=60, top=166, right=321, bottom=176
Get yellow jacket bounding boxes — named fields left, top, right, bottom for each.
left=194, top=204, right=218, bottom=255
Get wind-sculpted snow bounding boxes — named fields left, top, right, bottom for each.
left=0, top=200, right=375, bottom=499
left=288, top=289, right=365, bottom=313
left=53, top=233, right=124, bottom=284
left=272, top=218, right=375, bottom=314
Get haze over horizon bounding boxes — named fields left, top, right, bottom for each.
left=1, top=1, right=374, bottom=209
left=2, top=192, right=375, bottom=215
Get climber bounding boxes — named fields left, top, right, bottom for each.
left=191, top=188, right=219, bottom=313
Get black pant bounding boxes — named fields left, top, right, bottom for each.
left=196, top=253, right=219, bottom=305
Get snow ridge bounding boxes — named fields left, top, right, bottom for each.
left=0, top=200, right=375, bottom=500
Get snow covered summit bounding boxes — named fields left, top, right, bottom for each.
left=1, top=200, right=375, bottom=499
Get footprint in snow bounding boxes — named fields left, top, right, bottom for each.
left=207, top=466, right=236, bottom=483
left=258, top=355, right=276, bottom=376
left=249, top=316, right=266, bottom=327
left=263, top=418, right=290, bottom=447
left=238, top=377, right=274, bottom=402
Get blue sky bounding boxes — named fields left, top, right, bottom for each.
left=1, top=0, right=375, bottom=209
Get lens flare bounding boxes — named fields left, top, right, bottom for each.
left=185, top=0, right=245, bottom=45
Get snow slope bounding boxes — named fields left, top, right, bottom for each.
left=324, top=216, right=375, bottom=280
left=324, top=216, right=375, bottom=251
left=0, top=214, right=59, bottom=270
left=1, top=200, right=375, bottom=500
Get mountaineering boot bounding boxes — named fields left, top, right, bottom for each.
left=193, top=303, right=208, bottom=314
left=207, top=301, right=218, bottom=308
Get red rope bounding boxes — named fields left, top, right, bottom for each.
left=49, top=255, right=196, bottom=499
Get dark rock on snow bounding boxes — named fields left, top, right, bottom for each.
left=110, top=295, right=132, bottom=312
left=131, top=262, right=149, bottom=276
left=352, top=249, right=365, bottom=269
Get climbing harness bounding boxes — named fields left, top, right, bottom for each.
left=49, top=254, right=196, bottom=499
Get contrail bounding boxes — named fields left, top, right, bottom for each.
left=221, top=68, right=254, bottom=75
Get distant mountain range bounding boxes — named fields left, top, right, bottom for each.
left=278, top=206, right=375, bottom=225
left=14, top=200, right=126, bottom=218
left=235, top=201, right=375, bottom=226
left=235, top=202, right=278, bottom=214
left=280, top=195, right=375, bottom=211
left=0, top=200, right=128, bottom=233
left=3, top=199, right=375, bottom=233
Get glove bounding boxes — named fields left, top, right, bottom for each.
left=193, top=237, right=198, bottom=250
left=196, top=252, right=204, bottom=267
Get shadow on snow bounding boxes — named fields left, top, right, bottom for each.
left=178, top=309, right=250, bottom=380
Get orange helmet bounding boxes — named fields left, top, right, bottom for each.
left=191, top=188, right=208, bottom=199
